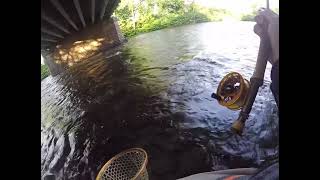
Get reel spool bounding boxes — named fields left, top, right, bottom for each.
left=212, top=72, right=250, bottom=110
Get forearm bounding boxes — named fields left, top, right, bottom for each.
left=252, top=36, right=270, bottom=79
left=243, top=35, right=270, bottom=110
left=269, top=19, right=279, bottom=63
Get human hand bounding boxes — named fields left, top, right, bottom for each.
left=254, top=8, right=279, bottom=63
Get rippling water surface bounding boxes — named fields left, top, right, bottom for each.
left=41, top=22, right=278, bottom=180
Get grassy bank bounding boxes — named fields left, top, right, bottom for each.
left=41, top=64, right=50, bottom=80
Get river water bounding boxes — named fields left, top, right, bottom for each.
left=41, top=21, right=278, bottom=180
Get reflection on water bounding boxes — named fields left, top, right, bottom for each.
left=41, top=22, right=278, bottom=180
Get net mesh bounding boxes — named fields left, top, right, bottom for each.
left=97, top=148, right=148, bottom=180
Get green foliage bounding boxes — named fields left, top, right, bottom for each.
left=241, top=14, right=255, bottom=21
left=241, top=7, right=279, bottom=21
left=158, top=0, right=184, bottom=14
left=241, top=10, right=258, bottom=21
left=41, top=64, right=50, bottom=80
left=114, top=0, right=228, bottom=38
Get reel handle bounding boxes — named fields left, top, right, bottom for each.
left=211, top=92, right=222, bottom=101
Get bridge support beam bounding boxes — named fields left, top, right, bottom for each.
left=42, top=17, right=125, bottom=76
left=42, top=54, right=66, bottom=76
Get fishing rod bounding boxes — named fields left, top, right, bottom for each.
left=211, top=0, right=272, bottom=135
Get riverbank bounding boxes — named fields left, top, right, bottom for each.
left=41, top=64, right=50, bottom=80
left=114, top=0, right=228, bottom=38
left=113, top=0, right=279, bottom=38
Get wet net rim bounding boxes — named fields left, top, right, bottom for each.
left=96, top=148, right=148, bottom=180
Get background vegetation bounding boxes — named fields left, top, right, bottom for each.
left=114, top=0, right=229, bottom=37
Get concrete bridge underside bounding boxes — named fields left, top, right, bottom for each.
left=41, top=0, right=124, bottom=76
